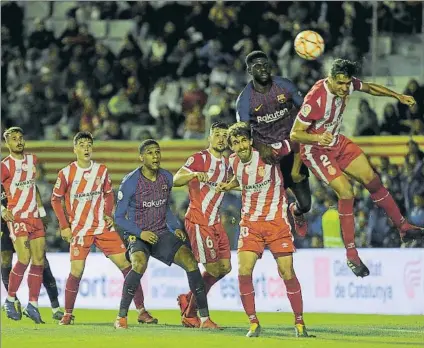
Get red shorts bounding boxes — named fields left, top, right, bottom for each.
left=185, top=219, right=231, bottom=264
left=70, top=230, right=126, bottom=261
left=300, top=135, right=363, bottom=184
left=238, top=218, right=295, bottom=258
left=7, top=217, right=45, bottom=242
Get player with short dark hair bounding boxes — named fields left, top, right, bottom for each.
left=291, top=58, right=424, bottom=277
left=1, top=127, right=46, bottom=323
left=218, top=122, right=312, bottom=338
left=51, top=131, right=154, bottom=325
left=114, top=139, right=219, bottom=329
left=1, top=185, right=64, bottom=321
left=237, top=51, right=311, bottom=239
left=174, top=121, right=232, bottom=328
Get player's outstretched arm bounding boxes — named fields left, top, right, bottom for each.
left=173, top=167, right=208, bottom=187
left=360, top=82, right=416, bottom=106
left=114, top=182, right=143, bottom=237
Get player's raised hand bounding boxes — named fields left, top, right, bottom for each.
left=141, top=231, right=158, bottom=245
left=318, top=132, right=334, bottom=146
left=195, top=172, right=209, bottom=182
left=1, top=208, right=14, bottom=222
left=60, top=227, right=72, bottom=243
left=397, top=94, right=416, bottom=107
left=174, top=229, right=187, bottom=242
left=104, top=215, right=114, bottom=228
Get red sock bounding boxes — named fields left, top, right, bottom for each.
left=122, top=266, right=145, bottom=310
left=365, top=176, right=405, bottom=228
left=28, top=264, right=44, bottom=302
left=238, top=275, right=258, bottom=324
left=284, top=276, right=304, bottom=325
left=8, top=261, right=28, bottom=298
left=186, top=272, right=220, bottom=317
left=338, top=198, right=360, bottom=263
left=65, top=274, right=81, bottom=314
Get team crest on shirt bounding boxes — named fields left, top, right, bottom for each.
left=277, top=93, right=287, bottom=103
left=83, top=172, right=91, bottom=181
left=327, top=165, right=336, bottom=176
left=21, top=163, right=28, bottom=171
left=300, top=104, right=312, bottom=117
left=162, top=184, right=168, bottom=192
left=257, top=166, right=265, bottom=177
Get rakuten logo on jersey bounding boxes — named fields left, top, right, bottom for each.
left=257, top=109, right=289, bottom=123
left=143, top=199, right=166, bottom=208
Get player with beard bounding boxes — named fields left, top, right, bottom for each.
left=1, top=127, right=47, bottom=323
left=236, top=51, right=311, bottom=239
left=174, top=122, right=232, bottom=328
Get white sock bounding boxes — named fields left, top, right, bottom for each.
left=137, top=307, right=145, bottom=314
left=52, top=307, right=60, bottom=314
left=200, top=316, right=209, bottom=323
left=29, top=301, right=38, bottom=308
left=7, top=296, right=15, bottom=302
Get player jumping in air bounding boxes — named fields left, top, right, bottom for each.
left=1, top=185, right=64, bottom=321
left=236, top=51, right=311, bottom=238
left=174, top=122, right=232, bottom=328
left=51, top=132, right=155, bottom=325
left=217, top=122, right=312, bottom=338
left=1, top=127, right=47, bottom=323
left=290, top=58, right=424, bottom=277
left=114, top=139, right=219, bottom=329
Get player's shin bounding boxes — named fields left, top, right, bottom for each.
left=118, top=270, right=142, bottom=318
left=43, top=258, right=60, bottom=310
left=28, top=264, right=44, bottom=306
left=338, top=198, right=360, bottom=261
left=364, top=176, right=404, bottom=228
left=283, top=276, right=304, bottom=325
left=7, top=261, right=28, bottom=301
left=238, top=275, right=259, bottom=324
left=64, top=274, right=81, bottom=314
left=186, top=269, right=209, bottom=321
left=1, top=265, right=12, bottom=291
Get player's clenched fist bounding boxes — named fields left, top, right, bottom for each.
left=397, top=94, right=416, bottom=107
left=141, top=231, right=158, bottom=244
left=174, top=229, right=186, bottom=241
left=1, top=208, right=14, bottom=222
left=61, top=227, right=72, bottom=243
left=194, top=172, right=209, bottom=182
left=318, top=132, right=334, bottom=146
left=104, top=215, right=114, bottom=228
left=216, top=182, right=231, bottom=192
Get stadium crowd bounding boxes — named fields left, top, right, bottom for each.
left=1, top=1, right=423, bottom=251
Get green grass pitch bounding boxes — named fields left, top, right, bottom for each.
left=2, top=308, right=423, bottom=348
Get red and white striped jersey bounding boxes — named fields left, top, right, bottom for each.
left=1, top=154, right=39, bottom=218
left=183, top=150, right=231, bottom=226
left=229, top=149, right=289, bottom=222
left=296, top=77, right=362, bottom=146
left=52, top=161, right=112, bottom=236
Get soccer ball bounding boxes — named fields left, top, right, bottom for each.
left=294, top=30, right=325, bottom=60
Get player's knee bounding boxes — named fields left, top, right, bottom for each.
left=131, top=252, right=147, bottom=274
left=238, top=264, right=254, bottom=276
left=333, top=184, right=354, bottom=200
left=16, top=250, right=31, bottom=265
left=204, top=262, right=221, bottom=278
left=70, top=263, right=85, bottom=278
left=219, top=260, right=232, bottom=276
left=278, top=267, right=295, bottom=280
left=1, top=251, right=13, bottom=268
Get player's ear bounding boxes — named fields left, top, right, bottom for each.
left=139, top=154, right=144, bottom=163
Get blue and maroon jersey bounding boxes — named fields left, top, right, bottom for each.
left=236, top=76, right=303, bottom=145
left=114, top=168, right=181, bottom=237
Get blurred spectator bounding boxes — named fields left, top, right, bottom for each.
left=354, top=99, right=380, bottom=136
left=28, top=19, right=56, bottom=51
left=380, top=103, right=409, bottom=135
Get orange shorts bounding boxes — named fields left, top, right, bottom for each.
left=7, top=217, right=45, bottom=242
left=238, top=218, right=295, bottom=258
left=185, top=219, right=231, bottom=264
left=70, top=230, right=126, bottom=261
left=300, top=134, right=363, bottom=184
